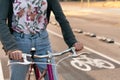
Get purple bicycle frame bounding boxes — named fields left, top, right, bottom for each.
left=47, top=64, right=54, bottom=80
left=34, top=63, right=54, bottom=80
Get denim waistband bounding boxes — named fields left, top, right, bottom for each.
left=13, top=30, right=47, bottom=39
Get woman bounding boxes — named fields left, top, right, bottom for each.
left=1, top=0, right=83, bottom=80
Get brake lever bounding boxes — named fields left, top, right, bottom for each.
left=71, top=47, right=78, bottom=58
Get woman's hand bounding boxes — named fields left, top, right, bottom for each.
left=7, top=50, right=22, bottom=60
left=73, top=42, right=83, bottom=51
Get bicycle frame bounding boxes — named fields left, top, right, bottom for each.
left=33, top=60, right=54, bottom=80
left=47, top=64, right=54, bottom=80
left=30, top=60, right=54, bottom=80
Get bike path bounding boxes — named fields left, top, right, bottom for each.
left=48, top=28, right=120, bottom=70
left=48, top=24, right=120, bottom=80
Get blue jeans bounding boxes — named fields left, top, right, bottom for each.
left=9, top=30, right=58, bottom=80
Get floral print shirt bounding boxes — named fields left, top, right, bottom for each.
left=12, top=0, right=48, bottom=34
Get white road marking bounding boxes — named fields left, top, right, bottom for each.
left=48, top=29, right=63, bottom=38
left=115, top=42, right=120, bottom=46
left=47, top=29, right=120, bottom=65
left=0, top=60, right=4, bottom=80
left=70, top=56, right=115, bottom=71
left=84, top=47, right=120, bottom=65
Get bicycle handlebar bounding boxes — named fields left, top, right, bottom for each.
left=8, top=47, right=78, bottom=65
left=33, top=47, right=77, bottom=59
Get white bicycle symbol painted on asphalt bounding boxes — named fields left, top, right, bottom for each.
left=70, top=52, right=115, bottom=71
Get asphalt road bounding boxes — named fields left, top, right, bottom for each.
left=0, top=2, right=120, bottom=80
left=48, top=15, right=120, bottom=80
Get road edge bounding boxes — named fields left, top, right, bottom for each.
left=0, top=60, right=4, bottom=80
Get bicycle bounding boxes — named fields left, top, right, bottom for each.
left=70, top=52, right=115, bottom=71
left=8, top=47, right=79, bottom=80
